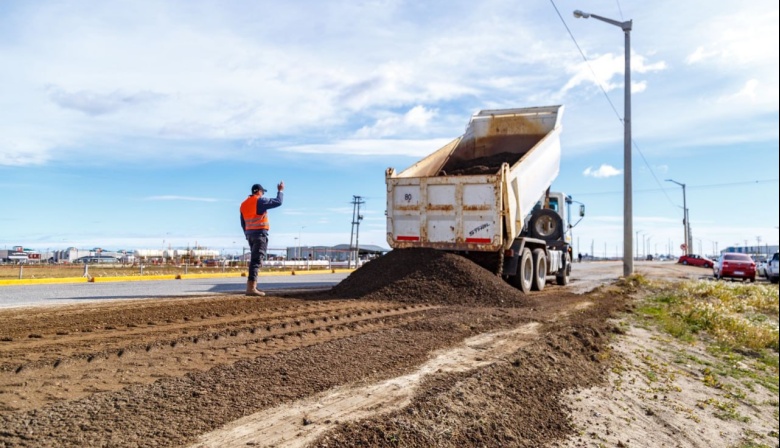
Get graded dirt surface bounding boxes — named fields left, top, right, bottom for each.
left=0, top=252, right=773, bottom=447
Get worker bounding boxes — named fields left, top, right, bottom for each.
left=240, top=181, right=284, bottom=296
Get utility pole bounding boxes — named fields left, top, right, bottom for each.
left=686, top=208, right=692, bottom=254
left=349, top=195, right=365, bottom=268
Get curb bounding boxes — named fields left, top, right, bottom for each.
left=0, top=268, right=355, bottom=286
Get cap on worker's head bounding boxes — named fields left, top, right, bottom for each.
left=251, top=183, right=267, bottom=194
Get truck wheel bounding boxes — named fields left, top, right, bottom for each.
left=528, top=209, right=563, bottom=241
left=556, top=253, right=570, bottom=286
left=532, top=249, right=546, bottom=291
left=512, top=248, right=533, bottom=294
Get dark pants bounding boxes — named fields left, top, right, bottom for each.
left=247, top=234, right=268, bottom=281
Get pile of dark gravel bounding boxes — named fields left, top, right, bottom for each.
left=330, top=248, right=528, bottom=306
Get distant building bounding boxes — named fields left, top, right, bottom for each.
left=721, top=245, right=779, bottom=256
left=282, top=244, right=389, bottom=262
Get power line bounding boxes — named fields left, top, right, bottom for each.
left=615, top=0, right=625, bottom=20
left=575, top=178, right=779, bottom=197
left=548, top=0, right=621, bottom=120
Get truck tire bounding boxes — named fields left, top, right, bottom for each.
left=531, top=249, right=547, bottom=291
left=556, top=253, right=570, bottom=286
left=528, top=209, right=563, bottom=241
left=512, top=248, right=533, bottom=294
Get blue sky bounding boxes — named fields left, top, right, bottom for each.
left=1, top=0, right=778, bottom=258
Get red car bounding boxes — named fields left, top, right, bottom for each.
left=677, top=254, right=714, bottom=268
left=713, top=253, right=756, bottom=282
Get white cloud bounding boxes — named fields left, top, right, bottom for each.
left=684, top=8, right=779, bottom=68
left=631, top=81, right=647, bottom=94
left=583, top=164, right=622, bottom=178
left=0, top=0, right=776, bottom=169
left=47, top=87, right=165, bottom=116
left=282, top=138, right=453, bottom=157
left=354, top=106, right=438, bottom=138
left=561, top=53, right=666, bottom=96
left=686, top=46, right=718, bottom=64
left=717, top=79, right=760, bottom=103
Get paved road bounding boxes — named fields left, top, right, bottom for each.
left=0, top=260, right=702, bottom=310
left=0, top=273, right=350, bottom=309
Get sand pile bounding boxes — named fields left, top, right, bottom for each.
left=330, top=248, right=528, bottom=306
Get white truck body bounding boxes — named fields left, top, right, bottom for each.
left=386, top=105, right=563, bottom=252
left=385, top=105, right=572, bottom=292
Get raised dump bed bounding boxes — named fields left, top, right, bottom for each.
left=386, top=105, right=563, bottom=252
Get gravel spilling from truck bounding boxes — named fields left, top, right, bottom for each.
left=330, top=248, right=529, bottom=307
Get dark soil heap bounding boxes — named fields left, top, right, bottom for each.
left=440, top=152, right=519, bottom=175
left=330, top=248, right=528, bottom=306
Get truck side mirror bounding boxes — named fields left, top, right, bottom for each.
left=579, top=204, right=585, bottom=217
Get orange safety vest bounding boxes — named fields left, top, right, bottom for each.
left=240, top=195, right=270, bottom=231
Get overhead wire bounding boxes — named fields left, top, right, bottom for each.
left=548, top=0, right=678, bottom=208
left=574, top=179, right=779, bottom=197
left=615, top=0, right=625, bottom=20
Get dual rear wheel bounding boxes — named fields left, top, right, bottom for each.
left=512, top=247, right=548, bottom=293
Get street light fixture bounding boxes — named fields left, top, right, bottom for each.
left=666, top=179, right=690, bottom=255
left=573, top=9, right=633, bottom=277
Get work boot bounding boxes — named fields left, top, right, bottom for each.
left=245, top=280, right=266, bottom=297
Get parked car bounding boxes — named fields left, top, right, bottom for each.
left=677, top=254, right=714, bottom=268
left=713, top=253, right=756, bottom=282
left=755, top=258, right=767, bottom=278
left=767, top=252, right=779, bottom=284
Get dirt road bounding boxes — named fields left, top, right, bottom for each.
left=0, top=254, right=769, bottom=447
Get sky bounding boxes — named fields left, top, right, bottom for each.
left=1, top=0, right=778, bottom=259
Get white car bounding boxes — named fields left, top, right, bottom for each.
left=757, top=260, right=767, bottom=278
left=712, top=256, right=721, bottom=276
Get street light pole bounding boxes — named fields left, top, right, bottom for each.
left=298, top=226, right=305, bottom=258
left=635, top=230, right=642, bottom=260
left=666, top=179, right=689, bottom=255
left=646, top=235, right=652, bottom=259
left=574, top=9, right=633, bottom=277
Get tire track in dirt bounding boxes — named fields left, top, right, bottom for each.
left=191, top=322, right=542, bottom=448
left=0, top=298, right=436, bottom=414
left=0, top=304, right=541, bottom=448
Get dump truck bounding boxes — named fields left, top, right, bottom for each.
left=385, top=105, right=584, bottom=293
